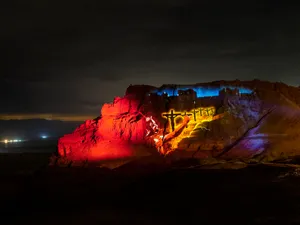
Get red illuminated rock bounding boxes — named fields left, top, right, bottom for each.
left=58, top=85, right=155, bottom=161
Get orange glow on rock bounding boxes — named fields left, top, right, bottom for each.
left=161, top=107, right=216, bottom=131
left=159, top=107, right=224, bottom=152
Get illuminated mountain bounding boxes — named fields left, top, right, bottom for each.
left=57, top=80, right=300, bottom=164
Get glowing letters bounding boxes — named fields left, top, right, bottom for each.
left=161, top=107, right=223, bottom=149
left=162, top=107, right=216, bottom=131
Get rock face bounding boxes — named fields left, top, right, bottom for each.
left=58, top=85, right=156, bottom=161
left=58, top=80, right=300, bottom=163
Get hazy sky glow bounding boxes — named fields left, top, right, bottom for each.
left=2, top=0, right=300, bottom=118
left=0, top=114, right=94, bottom=122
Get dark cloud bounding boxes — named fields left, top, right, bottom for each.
left=2, top=0, right=300, bottom=115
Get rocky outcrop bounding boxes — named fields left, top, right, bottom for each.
left=58, top=85, right=155, bottom=161
left=57, top=80, right=300, bottom=164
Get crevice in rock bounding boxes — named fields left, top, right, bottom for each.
left=216, top=106, right=276, bottom=158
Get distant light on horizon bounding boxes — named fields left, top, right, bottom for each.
left=41, top=135, right=48, bottom=139
left=0, top=114, right=96, bottom=121
left=2, top=139, right=22, bottom=143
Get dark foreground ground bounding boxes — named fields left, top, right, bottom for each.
left=1, top=153, right=300, bottom=225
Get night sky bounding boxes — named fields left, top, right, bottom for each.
left=2, top=0, right=300, bottom=120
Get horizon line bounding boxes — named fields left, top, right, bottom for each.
left=0, top=114, right=98, bottom=122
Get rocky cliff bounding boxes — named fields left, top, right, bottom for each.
left=57, top=80, right=300, bottom=164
